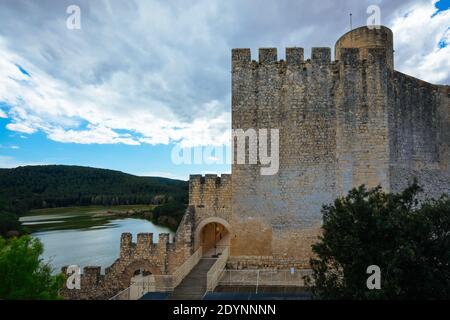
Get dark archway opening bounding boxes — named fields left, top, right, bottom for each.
left=200, top=222, right=229, bottom=258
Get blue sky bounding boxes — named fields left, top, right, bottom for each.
left=0, top=0, right=449, bottom=180
left=0, top=117, right=229, bottom=180
left=435, top=0, right=450, bottom=12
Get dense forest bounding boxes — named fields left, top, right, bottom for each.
left=0, top=165, right=188, bottom=236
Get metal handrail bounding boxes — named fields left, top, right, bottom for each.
left=172, top=246, right=203, bottom=288
left=206, top=246, right=229, bottom=292
left=217, top=269, right=314, bottom=289
left=109, top=286, right=131, bottom=300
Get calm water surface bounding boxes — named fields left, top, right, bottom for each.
left=20, top=207, right=175, bottom=273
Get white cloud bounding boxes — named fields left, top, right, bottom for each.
left=0, top=0, right=231, bottom=148
left=47, top=125, right=141, bottom=146
left=391, top=0, right=450, bottom=84
left=0, top=43, right=231, bottom=146
left=6, top=122, right=36, bottom=134
left=0, top=109, right=6, bottom=118
left=0, top=0, right=447, bottom=150
left=0, top=145, right=19, bottom=149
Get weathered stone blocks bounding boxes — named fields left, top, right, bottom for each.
left=259, top=48, right=277, bottom=63
left=232, top=48, right=251, bottom=63
left=311, top=47, right=331, bottom=64
left=286, top=47, right=304, bottom=65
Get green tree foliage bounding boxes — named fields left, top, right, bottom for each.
left=0, top=196, right=26, bottom=238
left=152, top=201, right=187, bottom=222
left=308, top=182, right=450, bottom=299
left=0, top=212, right=23, bottom=238
left=0, top=236, right=64, bottom=299
left=0, top=165, right=188, bottom=210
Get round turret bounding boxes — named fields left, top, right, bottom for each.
left=335, top=25, right=394, bottom=69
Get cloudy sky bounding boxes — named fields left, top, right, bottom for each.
left=0, top=0, right=449, bottom=180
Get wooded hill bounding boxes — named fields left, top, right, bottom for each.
left=0, top=165, right=188, bottom=215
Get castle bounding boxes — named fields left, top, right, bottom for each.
left=62, top=26, right=450, bottom=299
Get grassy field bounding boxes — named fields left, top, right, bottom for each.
left=27, top=204, right=156, bottom=215
left=20, top=205, right=158, bottom=232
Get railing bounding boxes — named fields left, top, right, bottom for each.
left=203, top=244, right=228, bottom=257
left=206, top=246, right=229, bottom=292
left=110, top=275, right=175, bottom=300
left=172, top=246, right=203, bottom=288
left=131, top=274, right=174, bottom=295
left=109, top=247, right=203, bottom=300
left=217, top=269, right=313, bottom=292
left=109, top=287, right=131, bottom=300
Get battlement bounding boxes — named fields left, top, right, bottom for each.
left=232, top=47, right=317, bottom=65
left=311, top=47, right=331, bottom=63
left=259, top=48, right=277, bottom=63
left=188, top=174, right=232, bottom=217
left=232, top=46, right=389, bottom=68
left=233, top=25, right=394, bottom=69
left=286, top=47, right=304, bottom=64
left=231, top=48, right=250, bottom=63
left=119, top=232, right=171, bottom=258
left=189, top=173, right=231, bottom=187
left=137, top=232, right=153, bottom=249
left=61, top=231, right=182, bottom=299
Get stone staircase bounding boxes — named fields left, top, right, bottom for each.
left=168, top=258, right=217, bottom=300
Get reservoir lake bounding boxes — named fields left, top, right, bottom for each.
left=19, top=205, right=175, bottom=273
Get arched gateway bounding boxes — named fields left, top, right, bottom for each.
left=194, top=217, right=231, bottom=257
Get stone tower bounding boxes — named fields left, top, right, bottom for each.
left=335, top=25, right=394, bottom=69
left=227, top=25, right=450, bottom=265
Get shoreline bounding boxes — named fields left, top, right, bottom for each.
left=22, top=205, right=180, bottom=232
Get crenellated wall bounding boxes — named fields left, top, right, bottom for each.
left=61, top=208, right=197, bottom=299
left=189, top=174, right=232, bottom=227
left=230, top=26, right=449, bottom=260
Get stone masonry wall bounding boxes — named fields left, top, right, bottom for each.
left=231, top=46, right=390, bottom=258
left=189, top=174, right=232, bottom=250
left=189, top=174, right=232, bottom=225
left=230, top=26, right=449, bottom=261
left=388, top=72, right=450, bottom=199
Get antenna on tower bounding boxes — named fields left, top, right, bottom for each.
left=350, top=13, right=353, bottom=31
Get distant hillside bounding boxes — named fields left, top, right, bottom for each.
left=0, top=165, right=188, bottom=212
